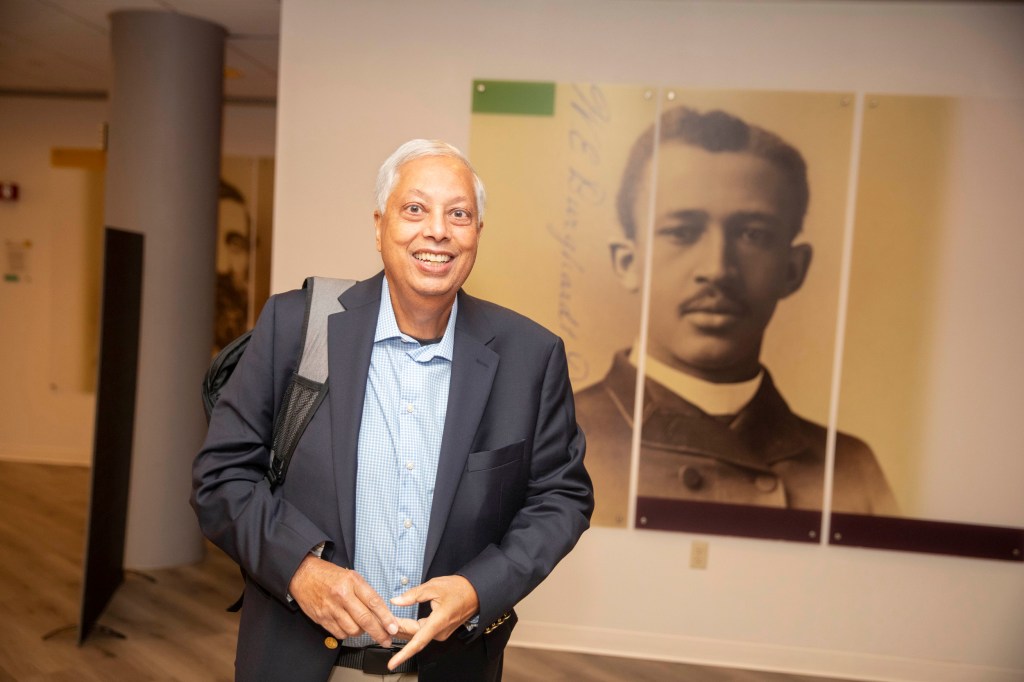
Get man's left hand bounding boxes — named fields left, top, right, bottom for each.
left=386, top=575, right=480, bottom=671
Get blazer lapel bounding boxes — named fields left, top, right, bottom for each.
left=327, top=273, right=383, bottom=568
left=422, top=292, right=498, bottom=577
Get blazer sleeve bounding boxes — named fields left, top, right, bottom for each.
left=457, top=336, right=594, bottom=631
left=190, top=291, right=331, bottom=604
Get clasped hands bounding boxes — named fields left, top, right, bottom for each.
left=288, top=555, right=479, bottom=671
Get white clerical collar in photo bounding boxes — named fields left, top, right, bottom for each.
left=628, top=345, right=763, bottom=417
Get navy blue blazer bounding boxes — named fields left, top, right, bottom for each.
left=192, top=272, right=593, bottom=681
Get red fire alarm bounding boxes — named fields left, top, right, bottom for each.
left=0, top=183, right=19, bottom=201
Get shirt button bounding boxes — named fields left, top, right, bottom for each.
left=406, top=404, right=414, bottom=413
left=406, top=461, right=414, bottom=471
left=755, top=474, right=778, bottom=493
left=678, top=466, right=704, bottom=491
left=400, top=576, right=410, bottom=586
left=404, top=519, right=412, bottom=529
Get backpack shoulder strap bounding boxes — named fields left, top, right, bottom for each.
left=267, top=276, right=355, bottom=488
left=297, top=276, right=354, bottom=382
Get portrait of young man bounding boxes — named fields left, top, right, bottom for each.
left=213, top=178, right=252, bottom=352
left=577, top=105, right=897, bottom=528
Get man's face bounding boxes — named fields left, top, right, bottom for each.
left=375, top=155, right=482, bottom=310
left=217, top=199, right=250, bottom=289
left=614, top=142, right=811, bottom=383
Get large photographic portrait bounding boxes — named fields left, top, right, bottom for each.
left=468, top=82, right=1023, bottom=557
left=214, top=156, right=275, bottom=353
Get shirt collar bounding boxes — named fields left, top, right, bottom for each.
left=376, top=276, right=457, bottom=361
left=628, top=344, right=762, bottom=416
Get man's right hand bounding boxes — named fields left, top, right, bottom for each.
left=288, top=555, right=400, bottom=647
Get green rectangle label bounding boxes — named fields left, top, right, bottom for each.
left=472, top=80, right=555, bottom=116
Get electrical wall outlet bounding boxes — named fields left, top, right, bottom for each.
left=690, top=540, right=709, bottom=569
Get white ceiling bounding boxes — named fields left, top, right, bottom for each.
left=0, top=0, right=280, bottom=102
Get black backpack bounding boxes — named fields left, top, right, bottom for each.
left=201, top=276, right=355, bottom=489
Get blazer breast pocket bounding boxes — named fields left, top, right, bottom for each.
left=465, top=439, right=525, bottom=472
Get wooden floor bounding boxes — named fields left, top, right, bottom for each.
left=0, top=461, right=851, bottom=681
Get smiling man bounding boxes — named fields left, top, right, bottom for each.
left=193, top=139, right=592, bottom=681
left=577, top=106, right=896, bottom=527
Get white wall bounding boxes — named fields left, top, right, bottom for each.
left=0, top=97, right=276, bottom=465
left=273, top=1, right=1024, bottom=680
left=0, top=98, right=108, bottom=465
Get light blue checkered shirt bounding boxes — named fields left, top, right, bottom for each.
left=345, top=276, right=456, bottom=646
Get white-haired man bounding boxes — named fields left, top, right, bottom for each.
left=193, top=139, right=593, bottom=681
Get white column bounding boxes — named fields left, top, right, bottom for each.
left=104, top=10, right=226, bottom=568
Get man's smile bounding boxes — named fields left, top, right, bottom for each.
left=413, top=251, right=453, bottom=264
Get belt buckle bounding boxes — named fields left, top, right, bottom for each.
left=362, top=646, right=397, bottom=675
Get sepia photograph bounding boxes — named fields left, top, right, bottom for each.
left=470, top=86, right=898, bottom=535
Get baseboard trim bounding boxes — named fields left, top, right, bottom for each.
left=508, top=620, right=1022, bottom=682
left=0, top=448, right=90, bottom=466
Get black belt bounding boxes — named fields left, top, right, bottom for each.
left=335, top=645, right=416, bottom=675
